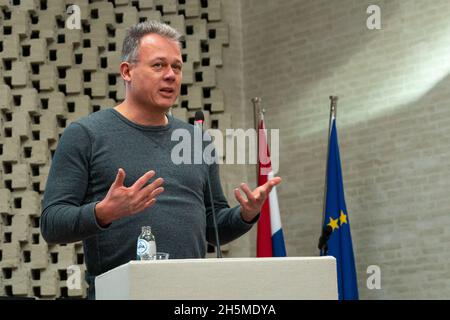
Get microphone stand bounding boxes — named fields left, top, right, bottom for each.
left=206, top=169, right=222, bottom=258
left=318, top=225, right=332, bottom=256
left=195, top=114, right=222, bottom=258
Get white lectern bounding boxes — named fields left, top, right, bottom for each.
left=95, top=257, right=337, bottom=300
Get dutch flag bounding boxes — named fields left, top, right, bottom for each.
left=256, top=117, right=287, bottom=257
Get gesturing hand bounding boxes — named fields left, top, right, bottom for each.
left=95, top=168, right=164, bottom=226
left=234, top=176, right=282, bottom=223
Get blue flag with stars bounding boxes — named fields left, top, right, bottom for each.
left=321, top=119, right=359, bottom=300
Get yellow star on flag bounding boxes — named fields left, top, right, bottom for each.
left=327, top=216, right=339, bottom=231
left=339, top=211, right=348, bottom=225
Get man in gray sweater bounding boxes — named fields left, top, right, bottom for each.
left=40, top=21, right=281, bottom=299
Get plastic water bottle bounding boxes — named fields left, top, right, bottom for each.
left=136, top=226, right=156, bottom=260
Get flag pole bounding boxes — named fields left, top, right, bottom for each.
left=320, top=96, right=338, bottom=245
left=252, top=97, right=265, bottom=183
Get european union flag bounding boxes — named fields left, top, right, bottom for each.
left=321, top=119, right=359, bottom=300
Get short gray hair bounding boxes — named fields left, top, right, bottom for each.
left=121, top=20, right=183, bottom=63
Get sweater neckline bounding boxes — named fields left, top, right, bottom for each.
left=109, top=108, right=173, bottom=132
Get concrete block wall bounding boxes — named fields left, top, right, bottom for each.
left=0, top=0, right=240, bottom=299
left=241, top=0, right=450, bottom=299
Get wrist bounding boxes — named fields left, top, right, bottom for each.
left=95, top=200, right=111, bottom=227
left=240, top=207, right=256, bottom=223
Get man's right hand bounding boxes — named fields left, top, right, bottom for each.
left=95, top=168, right=164, bottom=226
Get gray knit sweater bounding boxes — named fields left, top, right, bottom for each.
left=40, top=108, right=256, bottom=296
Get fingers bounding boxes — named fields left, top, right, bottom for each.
left=131, top=170, right=156, bottom=191
left=234, top=183, right=262, bottom=207
left=234, top=188, right=246, bottom=205
left=235, top=177, right=282, bottom=207
left=137, top=178, right=164, bottom=201
left=262, top=176, right=282, bottom=194
left=150, top=186, right=165, bottom=198
left=104, top=169, right=166, bottom=220
left=261, top=181, right=273, bottom=195
left=269, top=176, right=282, bottom=186
left=112, top=168, right=126, bottom=187
left=142, top=187, right=165, bottom=209
left=240, top=183, right=256, bottom=202
left=143, top=198, right=157, bottom=209
left=235, top=185, right=260, bottom=221
left=141, top=186, right=165, bottom=204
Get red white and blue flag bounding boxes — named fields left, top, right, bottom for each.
left=257, top=117, right=287, bottom=257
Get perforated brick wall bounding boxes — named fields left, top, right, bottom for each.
left=0, top=0, right=242, bottom=299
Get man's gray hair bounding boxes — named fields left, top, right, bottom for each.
left=121, top=20, right=183, bottom=63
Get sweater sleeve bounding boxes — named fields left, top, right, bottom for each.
left=204, top=160, right=258, bottom=246
left=40, top=122, right=108, bottom=244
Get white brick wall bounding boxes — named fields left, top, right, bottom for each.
left=238, top=0, right=450, bottom=299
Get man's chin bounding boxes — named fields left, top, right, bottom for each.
left=141, top=98, right=177, bottom=112
left=151, top=101, right=174, bottom=111
left=159, top=100, right=178, bottom=111
left=158, top=104, right=174, bottom=112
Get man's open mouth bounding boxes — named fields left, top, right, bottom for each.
left=160, top=88, right=175, bottom=94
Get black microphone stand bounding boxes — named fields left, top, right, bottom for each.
left=318, top=225, right=332, bottom=256
left=195, top=112, right=222, bottom=258
left=206, top=170, right=222, bottom=258
left=320, top=243, right=328, bottom=256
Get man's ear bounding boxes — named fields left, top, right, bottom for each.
left=120, top=62, right=132, bottom=82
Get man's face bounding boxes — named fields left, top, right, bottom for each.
left=126, top=34, right=183, bottom=111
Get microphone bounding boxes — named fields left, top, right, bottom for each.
left=318, top=225, right=332, bottom=256
left=194, top=110, right=204, bottom=126
left=194, top=111, right=222, bottom=258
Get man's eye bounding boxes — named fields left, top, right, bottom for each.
left=172, top=65, right=182, bottom=71
left=153, top=63, right=163, bottom=69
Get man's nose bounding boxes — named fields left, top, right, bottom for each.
left=163, top=66, right=176, bottom=81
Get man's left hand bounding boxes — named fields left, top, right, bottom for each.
left=234, top=177, right=282, bottom=223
